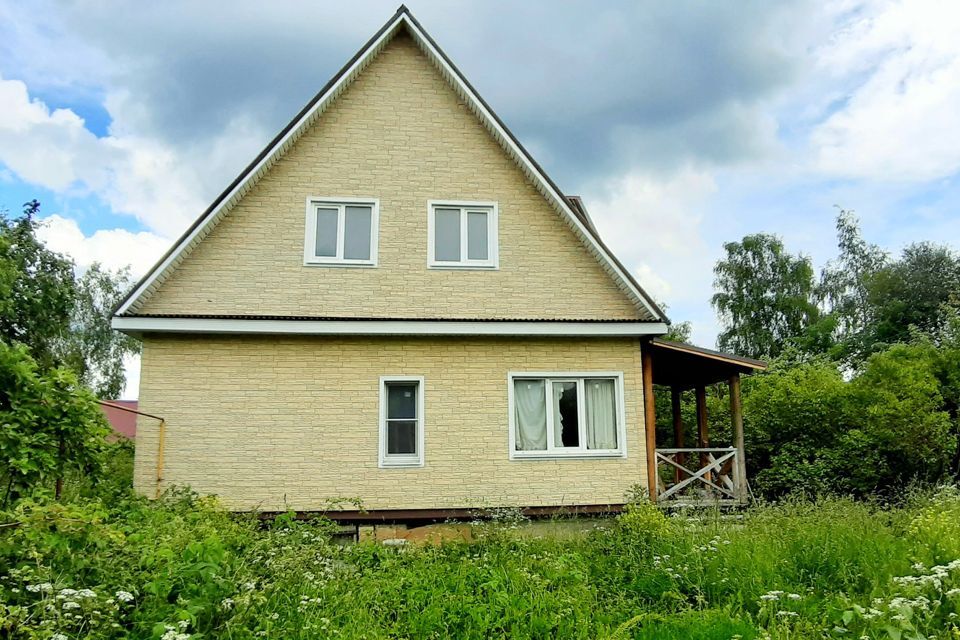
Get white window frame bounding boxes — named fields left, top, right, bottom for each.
left=427, top=200, right=499, bottom=269
left=303, top=197, right=379, bottom=267
left=507, top=371, right=627, bottom=460
left=378, top=375, right=425, bottom=468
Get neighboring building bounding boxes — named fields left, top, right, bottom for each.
left=100, top=400, right=138, bottom=441
left=112, top=7, right=762, bottom=519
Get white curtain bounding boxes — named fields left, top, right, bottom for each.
left=586, top=379, right=617, bottom=449
left=552, top=382, right=566, bottom=446
left=514, top=380, right=547, bottom=450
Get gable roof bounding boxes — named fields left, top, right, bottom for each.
left=114, top=6, right=668, bottom=323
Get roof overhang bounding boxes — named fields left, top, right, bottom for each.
left=647, top=338, right=767, bottom=389
left=112, top=6, right=668, bottom=324
left=112, top=316, right=668, bottom=338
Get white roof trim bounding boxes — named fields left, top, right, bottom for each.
left=115, top=8, right=666, bottom=322
left=112, top=316, right=669, bottom=337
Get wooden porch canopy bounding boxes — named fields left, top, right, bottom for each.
left=641, top=338, right=767, bottom=504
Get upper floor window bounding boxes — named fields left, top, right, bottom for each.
left=304, top=198, right=379, bottom=266
left=427, top=201, right=498, bottom=269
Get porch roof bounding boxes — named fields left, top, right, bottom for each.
left=647, top=338, right=766, bottom=389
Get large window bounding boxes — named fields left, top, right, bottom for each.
left=427, top=201, right=498, bottom=269
left=304, top=198, right=378, bottom=266
left=508, top=372, right=625, bottom=459
left=379, top=376, right=425, bottom=468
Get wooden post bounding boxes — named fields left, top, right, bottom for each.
left=695, top=385, right=709, bottom=482
left=641, top=345, right=658, bottom=503
left=671, top=387, right=685, bottom=483
left=729, top=374, right=748, bottom=503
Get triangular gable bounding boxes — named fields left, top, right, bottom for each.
left=114, top=6, right=668, bottom=323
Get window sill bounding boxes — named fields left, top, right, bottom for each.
left=379, top=460, right=424, bottom=469
left=303, top=260, right=378, bottom=268
left=510, top=451, right=625, bottom=461
left=427, top=263, right=499, bottom=271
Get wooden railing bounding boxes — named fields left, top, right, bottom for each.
left=655, top=447, right=747, bottom=506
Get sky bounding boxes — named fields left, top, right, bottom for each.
left=2, top=0, right=960, bottom=398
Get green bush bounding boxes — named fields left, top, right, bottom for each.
left=742, top=339, right=958, bottom=497
left=0, top=341, right=111, bottom=506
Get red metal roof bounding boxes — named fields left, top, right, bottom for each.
left=100, top=400, right=138, bottom=440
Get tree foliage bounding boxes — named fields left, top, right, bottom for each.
left=742, top=340, right=957, bottom=497
left=712, top=234, right=819, bottom=359
left=0, top=201, right=75, bottom=369
left=704, top=208, right=960, bottom=496
left=58, top=264, right=140, bottom=398
left=0, top=200, right=138, bottom=504
left=0, top=201, right=139, bottom=397
left=819, top=208, right=888, bottom=342
left=0, top=341, right=110, bottom=506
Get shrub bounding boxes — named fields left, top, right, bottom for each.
left=0, top=341, right=111, bottom=506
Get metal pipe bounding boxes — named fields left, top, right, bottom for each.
left=96, top=400, right=166, bottom=499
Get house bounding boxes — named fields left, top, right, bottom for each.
left=112, top=7, right=764, bottom=519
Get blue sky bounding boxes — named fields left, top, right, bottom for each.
left=2, top=0, right=960, bottom=394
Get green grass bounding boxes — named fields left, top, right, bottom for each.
left=1, top=449, right=959, bottom=639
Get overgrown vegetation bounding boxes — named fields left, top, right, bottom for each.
left=1, top=453, right=959, bottom=639
left=0, top=201, right=134, bottom=504
left=662, top=209, right=960, bottom=498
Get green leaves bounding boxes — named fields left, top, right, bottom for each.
left=0, top=341, right=111, bottom=506
left=712, top=233, right=819, bottom=360
left=0, top=203, right=139, bottom=399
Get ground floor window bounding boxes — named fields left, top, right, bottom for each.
left=508, top=372, right=625, bottom=459
left=379, top=376, right=424, bottom=468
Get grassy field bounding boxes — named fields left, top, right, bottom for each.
left=1, top=451, right=959, bottom=639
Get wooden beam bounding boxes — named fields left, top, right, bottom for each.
left=695, top=384, right=709, bottom=480
left=695, top=385, right=708, bottom=447
left=671, top=387, right=685, bottom=483
left=729, top=374, right=748, bottom=503
left=642, top=344, right=658, bottom=502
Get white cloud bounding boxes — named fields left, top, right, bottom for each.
left=0, top=74, right=221, bottom=237
left=584, top=168, right=719, bottom=344
left=811, top=0, right=960, bottom=181
left=35, top=214, right=168, bottom=277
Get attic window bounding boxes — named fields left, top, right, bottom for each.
left=427, top=201, right=498, bottom=269
left=304, top=198, right=379, bottom=266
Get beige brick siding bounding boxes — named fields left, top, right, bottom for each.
left=135, top=335, right=648, bottom=511
left=137, top=33, right=641, bottom=320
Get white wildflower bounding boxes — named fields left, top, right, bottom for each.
left=115, top=590, right=134, bottom=603
left=62, top=601, right=80, bottom=610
